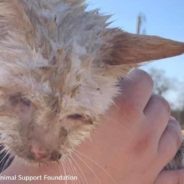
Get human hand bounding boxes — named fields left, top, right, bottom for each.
left=2, top=69, right=183, bottom=184
left=76, top=69, right=183, bottom=184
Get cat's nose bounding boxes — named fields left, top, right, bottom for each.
left=30, top=144, right=48, bottom=160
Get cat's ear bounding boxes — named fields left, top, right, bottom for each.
left=99, top=29, right=184, bottom=66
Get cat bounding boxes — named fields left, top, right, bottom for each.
left=0, top=0, right=183, bottom=169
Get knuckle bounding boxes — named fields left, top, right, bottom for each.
left=118, top=99, right=144, bottom=121
left=130, top=69, right=154, bottom=87
left=132, top=132, right=153, bottom=155
left=168, top=120, right=183, bottom=147
left=152, top=94, right=171, bottom=114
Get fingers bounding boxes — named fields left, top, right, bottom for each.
left=155, top=170, right=184, bottom=184
left=115, top=69, right=153, bottom=115
left=157, top=117, right=182, bottom=166
left=144, top=95, right=171, bottom=140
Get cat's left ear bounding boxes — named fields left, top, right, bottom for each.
left=98, top=29, right=184, bottom=66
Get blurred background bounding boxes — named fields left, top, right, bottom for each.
left=87, top=0, right=184, bottom=127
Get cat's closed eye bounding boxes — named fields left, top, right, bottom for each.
left=9, top=93, right=31, bottom=107
left=67, top=114, right=93, bottom=125
left=67, top=114, right=83, bottom=120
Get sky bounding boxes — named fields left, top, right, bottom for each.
left=87, top=0, right=184, bottom=106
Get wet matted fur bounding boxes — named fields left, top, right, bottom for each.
left=0, top=0, right=184, bottom=168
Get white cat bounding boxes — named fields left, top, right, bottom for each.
left=0, top=0, right=183, bottom=167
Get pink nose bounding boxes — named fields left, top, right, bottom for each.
left=30, top=144, right=48, bottom=160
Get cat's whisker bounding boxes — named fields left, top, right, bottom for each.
left=0, top=149, right=12, bottom=175
left=60, top=161, right=68, bottom=184
left=65, top=157, right=77, bottom=184
left=0, top=160, right=9, bottom=175
left=0, top=148, right=6, bottom=155
left=67, top=157, right=80, bottom=184
left=55, top=160, right=59, bottom=166
left=0, top=149, right=10, bottom=166
left=70, top=154, right=88, bottom=184
left=4, top=155, right=14, bottom=171
left=67, top=156, right=82, bottom=184
left=65, top=158, right=71, bottom=175
left=56, top=161, right=63, bottom=179
left=72, top=152, right=102, bottom=184
left=67, top=156, right=80, bottom=184
left=74, top=150, right=118, bottom=184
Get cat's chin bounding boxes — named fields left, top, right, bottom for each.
left=17, top=156, right=63, bottom=166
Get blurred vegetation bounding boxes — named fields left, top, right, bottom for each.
left=136, top=13, right=146, bottom=34
left=148, top=68, right=184, bottom=128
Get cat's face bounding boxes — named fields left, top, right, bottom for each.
left=0, top=83, right=96, bottom=163
left=0, top=54, right=119, bottom=163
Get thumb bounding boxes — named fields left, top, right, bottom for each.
left=155, top=170, right=184, bottom=184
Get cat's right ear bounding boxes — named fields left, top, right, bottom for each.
left=97, top=28, right=184, bottom=68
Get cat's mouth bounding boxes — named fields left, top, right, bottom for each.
left=25, top=150, right=62, bottom=163
left=12, top=146, right=64, bottom=164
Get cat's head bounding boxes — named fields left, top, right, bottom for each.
left=0, top=48, right=120, bottom=163
left=0, top=0, right=183, bottom=164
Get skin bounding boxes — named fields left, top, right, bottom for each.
left=1, top=69, right=184, bottom=184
